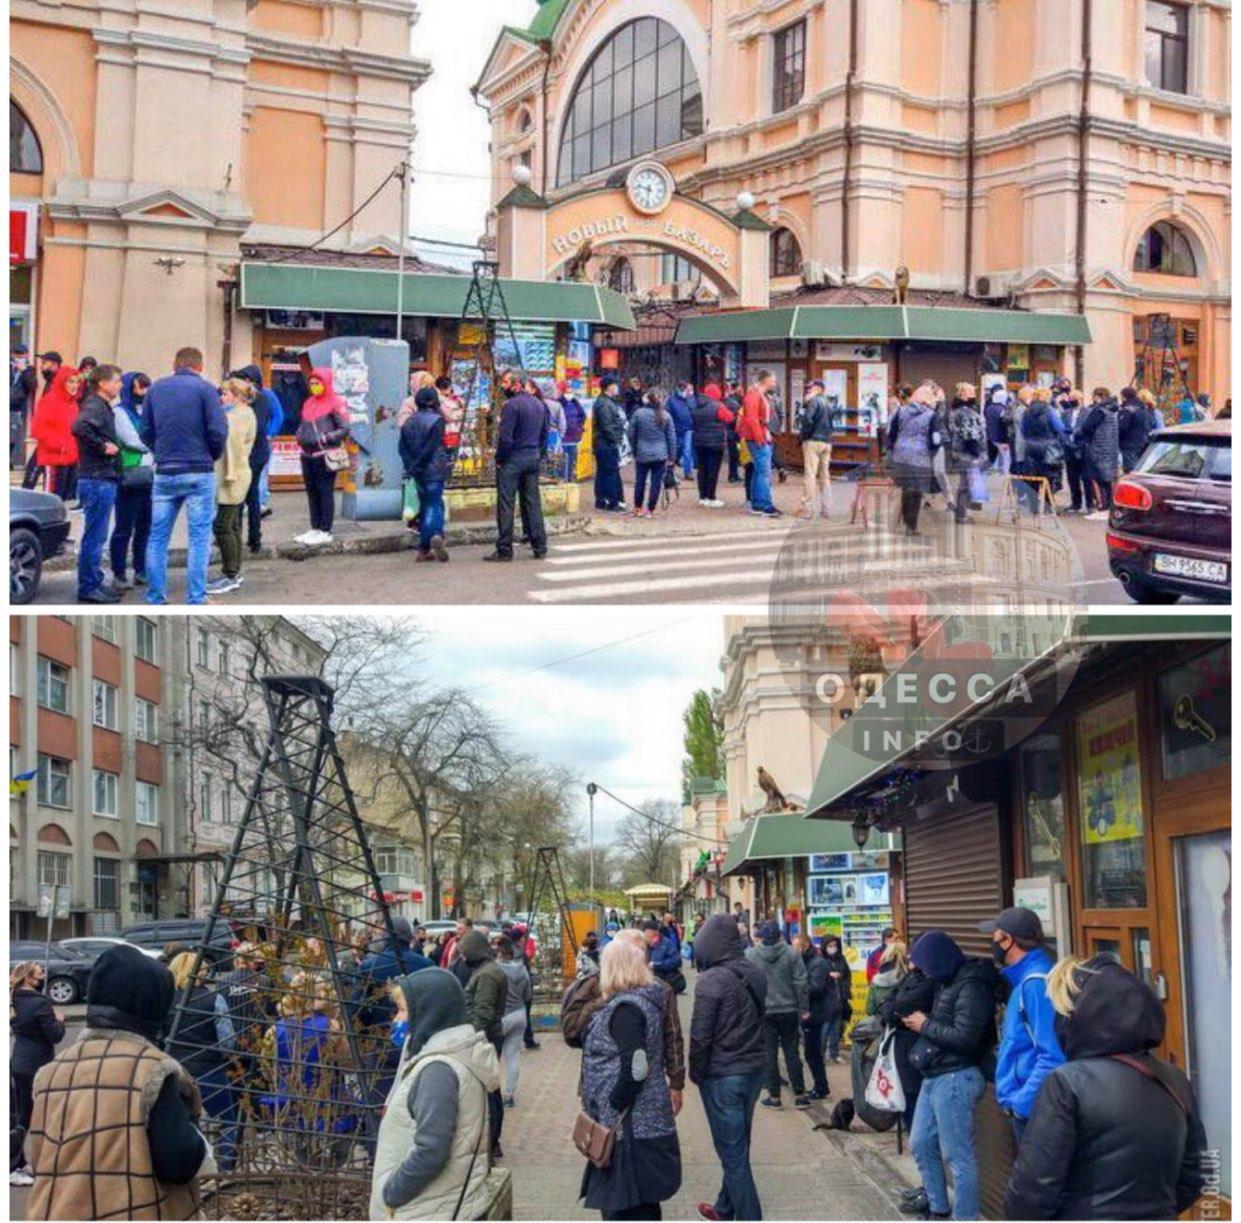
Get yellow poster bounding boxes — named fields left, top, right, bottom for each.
left=1077, top=692, right=1144, bottom=845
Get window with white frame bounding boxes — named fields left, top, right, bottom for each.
left=92, top=616, right=117, bottom=643
left=36, top=755, right=71, bottom=808
left=36, top=658, right=70, bottom=713
left=92, top=769, right=119, bottom=817
left=1144, top=1, right=1189, bottom=94
left=37, top=850, right=70, bottom=889
left=134, top=698, right=158, bottom=742
left=772, top=20, right=806, bottom=113
left=136, top=782, right=159, bottom=827
left=92, top=679, right=119, bottom=730
left=375, top=846, right=417, bottom=877
left=94, top=857, right=120, bottom=911
left=135, top=617, right=158, bottom=663
left=196, top=629, right=212, bottom=669
left=200, top=772, right=214, bottom=822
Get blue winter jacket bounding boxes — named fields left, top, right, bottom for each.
left=399, top=406, right=452, bottom=484
left=141, top=368, right=229, bottom=474
left=665, top=393, right=695, bottom=440
left=995, top=947, right=1065, bottom=1120
left=647, top=933, right=681, bottom=976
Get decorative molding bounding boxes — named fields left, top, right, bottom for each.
left=8, top=56, right=82, bottom=178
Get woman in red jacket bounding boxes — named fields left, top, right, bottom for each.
left=30, top=365, right=82, bottom=498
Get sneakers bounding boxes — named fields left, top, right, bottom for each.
left=793, top=1094, right=811, bottom=1109
left=760, top=1094, right=783, bottom=1109
left=805, top=1087, right=830, bottom=1101
left=482, top=552, right=512, bottom=563
left=111, top=574, right=133, bottom=592
left=898, top=1188, right=929, bottom=1215
left=430, top=534, right=449, bottom=563
left=414, top=550, right=436, bottom=563
left=294, top=529, right=333, bottom=546
left=696, top=1206, right=725, bottom=1221
left=10, top=1169, right=34, bottom=1187
left=206, top=576, right=242, bottom=595
left=78, top=586, right=121, bottom=604
left=502, top=1096, right=515, bottom=1108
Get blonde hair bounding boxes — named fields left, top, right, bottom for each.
left=167, top=951, right=209, bottom=991
left=1033, top=387, right=1052, bottom=404
left=1137, top=388, right=1157, bottom=407
left=879, top=939, right=910, bottom=974
left=10, top=961, right=41, bottom=993
left=281, top=969, right=316, bottom=1017
left=955, top=382, right=977, bottom=400
left=1046, top=954, right=1099, bottom=1016
left=220, top=377, right=256, bottom=405
left=599, top=936, right=653, bottom=999
left=613, top=927, right=645, bottom=950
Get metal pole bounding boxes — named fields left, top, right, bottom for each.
left=586, top=783, right=598, bottom=903
left=396, top=160, right=409, bottom=342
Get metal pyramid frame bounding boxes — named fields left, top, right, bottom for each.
left=166, top=675, right=399, bottom=1219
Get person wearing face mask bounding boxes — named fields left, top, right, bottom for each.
left=108, top=372, right=154, bottom=590
left=979, top=907, right=1063, bottom=1146
left=371, top=967, right=499, bottom=1221
left=294, top=366, right=351, bottom=546
left=71, top=363, right=125, bottom=603
left=9, top=962, right=66, bottom=1187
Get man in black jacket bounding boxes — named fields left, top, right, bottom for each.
left=70, top=363, right=123, bottom=604
left=794, top=935, right=832, bottom=1100
left=591, top=377, right=626, bottom=511
left=798, top=379, right=834, bottom=518
left=688, top=914, right=768, bottom=1222
left=901, top=931, right=999, bottom=1222
left=486, top=378, right=548, bottom=562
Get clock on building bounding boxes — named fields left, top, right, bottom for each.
left=625, top=161, right=674, bottom=215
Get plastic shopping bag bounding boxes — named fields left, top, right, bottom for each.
left=401, top=477, right=421, bottom=523
left=864, top=1027, right=906, bottom=1113
left=967, top=464, right=990, bottom=504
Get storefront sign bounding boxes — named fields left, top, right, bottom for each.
left=549, top=213, right=733, bottom=271
left=10, top=203, right=38, bottom=265
left=815, top=342, right=883, bottom=362
left=1012, top=875, right=1055, bottom=934
left=269, top=437, right=304, bottom=478
left=1077, top=694, right=1144, bottom=845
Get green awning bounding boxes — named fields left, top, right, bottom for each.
left=805, top=613, right=1231, bottom=819
left=675, top=305, right=1091, bottom=346
left=239, top=262, right=635, bottom=330
left=720, top=813, right=898, bottom=876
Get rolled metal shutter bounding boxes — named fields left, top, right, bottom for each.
left=898, top=345, right=981, bottom=395
left=903, top=802, right=1013, bottom=1219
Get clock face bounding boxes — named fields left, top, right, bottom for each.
left=627, top=163, right=672, bottom=214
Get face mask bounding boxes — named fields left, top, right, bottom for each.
left=390, top=1018, right=409, bottom=1049
left=991, top=940, right=1010, bottom=966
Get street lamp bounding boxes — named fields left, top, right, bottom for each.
left=586, top=783, right=598, bottom=903
left=851, top=812, right=871, bottom=849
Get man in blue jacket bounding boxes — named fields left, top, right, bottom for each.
left=980, top=906, right=1064, bottom=1144
left=140, top=346, right=228, bottom=605
left=643, top=919, right=683, bottom=987
left=666, top=380, right=696, bottom=479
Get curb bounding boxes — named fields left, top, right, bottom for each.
left=806, top=1097, right=919, bottom=1212
left=45, top=513, right=592, bottom=572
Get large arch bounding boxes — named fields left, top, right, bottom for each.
left=548, top=0, right=710, bottom=188
left=9, top=58, right=81, bottom=181
left=1124, top=201, right=1222, bottom=288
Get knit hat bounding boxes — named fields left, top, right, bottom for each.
left=757, top=919, right=782, bottom=945
left=390, top=915, right=414, bottom=945
left=414, top=386, right=439, bottom=411
left=85, top=944, right=176, bottom=1042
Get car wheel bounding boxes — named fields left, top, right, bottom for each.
left=10, top=527, right=43, bottom=605
left=47, top=976, right=78, bottom=1005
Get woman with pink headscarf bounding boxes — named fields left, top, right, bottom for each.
left=294, top=366, right=351, bottom=545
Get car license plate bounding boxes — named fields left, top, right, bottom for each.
left=1152, top=553, right=1229, bottom=584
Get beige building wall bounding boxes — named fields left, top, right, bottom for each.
left=478, top=0, right=1230, bottom=398
left=11, top=0, right=429, bottom=375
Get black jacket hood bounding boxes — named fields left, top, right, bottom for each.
left=458, top=929, right=492, bottom=966
left=693, top=914, right=744, bottom=970
left=398, top=966, right=467, bottom=1057
left=1060, top=956, right=1165, bottom=1060
left=236, top=363, right=265, bottom=390
left=85, top=944, right=176, bottom=1042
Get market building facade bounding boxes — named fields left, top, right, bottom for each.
left=476, top=0, right=1230, bottom=420
left=805, top=612, right=1231, bottom=1215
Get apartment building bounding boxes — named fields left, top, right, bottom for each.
left=9, top=615, right=175, bottom=939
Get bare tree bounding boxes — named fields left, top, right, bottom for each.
left=615, top=799, right=682, bottom=890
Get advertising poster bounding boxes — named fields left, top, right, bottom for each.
left=809, top=852, right=851, bottom=873
left=808, top=913, right=843, bottom=941
left=1077, top=692, right=1144, bottom=845
left=857, top=363, right=889, bottom=435
left=859, top=872, right=890, bottom=906
left=808, top=875, right=845, bottom=907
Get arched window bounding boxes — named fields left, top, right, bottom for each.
left=769, top=227, right=802, bottom=277
left=10, top=100, right=43, bottom=174
left=516, top=107, right=533, bottom=134
left=556, top=18, right=703, bottom=186
left=1133, top=221, right=1197, bottom=277
left=607, top=258, right=635, bottom=294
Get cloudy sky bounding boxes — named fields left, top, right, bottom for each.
left=409, top=0, right=537, bottom=266
left=412, top=608, right=725, bottom=842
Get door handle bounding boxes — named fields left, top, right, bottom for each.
left=1153, top=970, right=1169, bottom=1002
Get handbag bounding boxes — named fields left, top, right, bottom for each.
left=573, top=1105, right=628, bottom=1169
left=121, top=463, right=154, bottom=490
left=864, top=1027, right=907, bottom=1113
left=321, top=444, right=350, bottom=473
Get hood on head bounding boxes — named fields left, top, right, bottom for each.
left=1060, top=956, right=1164, bottom=1060
left=910, top=930, right=966, bottom=984
left=757, top=920, right=782, bottom=945
left=45, top=365, right=81, bottom=401
left=237, top=363, right=264, bottom=390
left=459, top=930, right=492, bottom=964
left=399, top=967, right=467, bottom=1058
left=119, top=372, right=147, bottom=413
left=693, top=914, right=744, bottom=970
left=308, top=366, right=335, bottom=396
left=85, top=945, right=175, bottom=1042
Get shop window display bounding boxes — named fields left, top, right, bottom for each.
left=1019, top=732, right=1066, bottom=879
left=1157, top=643, right=1231, bottom=782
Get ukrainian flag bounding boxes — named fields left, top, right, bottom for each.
left=10, top=768, right=38, bottom=796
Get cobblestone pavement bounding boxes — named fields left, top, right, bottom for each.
left=503, top=991, right=902, bottom=1221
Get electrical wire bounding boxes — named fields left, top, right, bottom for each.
left=260, top=166, right=403, bottom=265
left=592, top=782, right=723, bottom=845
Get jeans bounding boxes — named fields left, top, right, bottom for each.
left=496, top=450, right=546, bottom=555
left=213, top=502, right=244, bottom=578
left=501, top=1009, right=524, bottom=1099
left=259, top=457, right=272, bottom=507
left=76, top=478, right=118, bottom=599
left=1064, top=453, right=1091, bottom=512
left=822, top=1016, right=844, bottom=1061
left=679, top=431, right=695, bottom=477
left=749, top=442, right=775, bottom=512
left=562, top=442, right=579, bottom=482
left=762, top=1011, right=804, bottom=1097
left=802, top=1020, right=828, bottom=1095
left=301, top=455, right=336, bottom=533
left=593, top=441, right=622, bottom=508
left=991, top=443, right=1011, bottom=476
left=198, top=1063, right=240, bottom=1173
left=416, top=478, right=445, bottom=552
left=910, top=1066, right=986, bottom=1220
left=634, top=459, right=666, bottom=511
left=110, top=483, right=152, bottom=580
left=695, top=446, right=724, bottom=501
left=700, top=1072, right=764, bottom=1220
left=145, top=471, right=216, bottom=605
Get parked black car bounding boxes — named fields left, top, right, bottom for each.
left=10, top=488, right=71, bottom=604
left=121, top=918, right=238, bottom=966
left=8, top=941, right=95, bottom=1005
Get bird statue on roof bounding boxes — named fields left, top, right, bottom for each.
left=563, top=239, right=594, bottom=282
left=757, top=766, right=791, bottom=813
left=894, top=265, right=910, bottom=305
